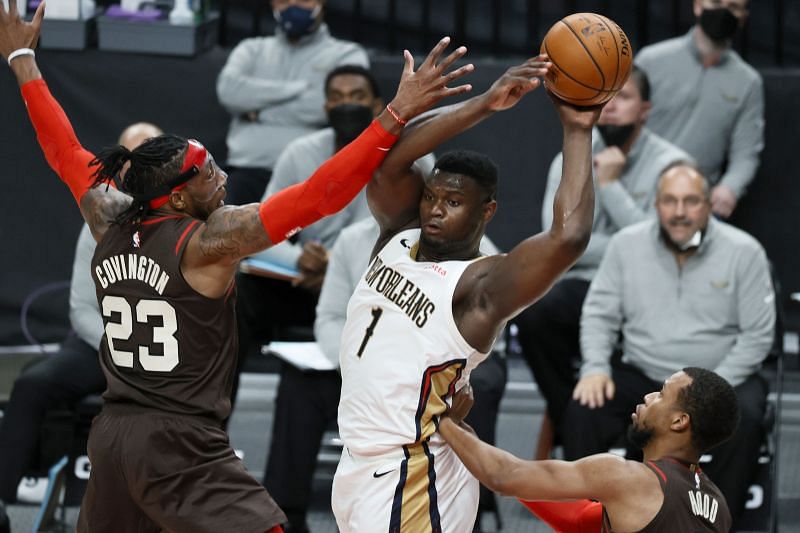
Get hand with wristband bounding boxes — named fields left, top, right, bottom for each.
left=0, top=0, right=43, bottom=70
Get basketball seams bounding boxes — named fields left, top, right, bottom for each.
left=543, top=39, right=605, bottom=94
left=560, top=19, right=607, bottom=92
left=542, top=12, right=630, bottom=106
left=592, top=14, right=620, bottom=92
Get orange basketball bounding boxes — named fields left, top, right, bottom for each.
left=540, top=13, right=633, bottom=106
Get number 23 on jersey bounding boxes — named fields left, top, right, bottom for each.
left=102, top=295, right=180, bottom=372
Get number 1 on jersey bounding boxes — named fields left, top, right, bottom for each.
left=357, top=307, right=383, bottom=358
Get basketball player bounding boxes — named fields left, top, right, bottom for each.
left=331, top=57, right=606, bottom=531
left=0, top=4, right=473, bottom=531
left=439, top=367, right=736, bottom=532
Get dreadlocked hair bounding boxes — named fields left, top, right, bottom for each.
left=89, top=134, right=189, bottom=225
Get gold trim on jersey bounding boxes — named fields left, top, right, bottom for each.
left=389, top=443, right=440, bottom=533
left=414, top=360, right=466, bottom=443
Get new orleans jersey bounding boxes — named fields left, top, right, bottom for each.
left=338, top=229, right=493, bottom=457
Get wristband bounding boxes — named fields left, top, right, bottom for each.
left=385, top=103, right=407, bottom=126
left=8, top=48, right=35, bottom=66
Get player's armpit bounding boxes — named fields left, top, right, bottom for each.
left=20, top=79, right=97, bottom=205
left=519, top=499, right=602, bottom=533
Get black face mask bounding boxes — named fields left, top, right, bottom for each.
left=596, top=123, right=636, bottom=148
left=328, top=104, right=374, bottom=145
left=699, top=7, right=739, bottom=42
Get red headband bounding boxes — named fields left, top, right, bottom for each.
left=148, top=139, right=210, bottom=209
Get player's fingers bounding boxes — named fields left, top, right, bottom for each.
left=31, top=2, right=45, bottom=43
left=442, top=63, right=474, bottom=85
left=401, top=49, right=414, bottom=77
left=517, top=78, right=541, bottom=96
left=440, top=84, right=472, bottom=98
left=437, top=45, right=467, bottom=74
left=422, top=36, right=451, bottom=69
left=32, top=2, right=46, bottom=33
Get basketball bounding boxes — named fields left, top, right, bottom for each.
left=540, top=13, right=633, bottom=106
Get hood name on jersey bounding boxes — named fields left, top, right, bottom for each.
left=364, top=256, right=435, bottom=327
left=95, top=254, right=170, bottom=295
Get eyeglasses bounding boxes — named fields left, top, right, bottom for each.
left=657, top=195, right=706, bottom=209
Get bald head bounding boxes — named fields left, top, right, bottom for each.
left=118, top=122, right=163, bottom=151
left=657, top=163, right=709, bottom=199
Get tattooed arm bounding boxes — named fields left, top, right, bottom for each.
left=181, top=204, right=270, bottom=298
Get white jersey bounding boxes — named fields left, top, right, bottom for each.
left=338, top=229, right=492, bottom=457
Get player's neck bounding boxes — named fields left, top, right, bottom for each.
left=643, top=442, right=699, bottom=466
left=416, top=243, right=481, bottom=263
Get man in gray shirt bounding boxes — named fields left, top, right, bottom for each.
left=514, top=68, right=690, bottom=450
left=565, top=163, right=774, bottom=524
left=636, top=0, right=763, bottom=218
left=216, top=0, right=368, bottom=205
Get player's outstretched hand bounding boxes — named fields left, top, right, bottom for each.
left=484, top=54, right=551, bottom=112
left=548, top=90, right=605, bottom=131
left=0, top=0, right=44, bottom=63
left=387, top=36, right=474, bottom=123
left=444, top=384, right=474, bottom=425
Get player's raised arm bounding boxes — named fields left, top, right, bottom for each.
left=1, top=2, right=131, bottom=240
left=472, top=95, right=602, bottom=328
left=183, top=39, right=474, bottom=274
left=368, top=56, right=550, bottom=236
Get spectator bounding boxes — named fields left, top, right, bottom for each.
left=564, top=163, right=774, bottom=525
left=0, top=123, right=162, bottom=532
left=216, top=0, right=368, bottom=205
left=513, top=69, right=690, bottom=448
left=636, top=0, right=763, bottom=218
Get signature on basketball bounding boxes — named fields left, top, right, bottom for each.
left=580, top=21, right=608, bottom=39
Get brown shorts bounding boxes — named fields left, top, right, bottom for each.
left=76, top=404, right=285, bottom=533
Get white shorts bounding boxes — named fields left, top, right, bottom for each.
left=331, top=442, right=479, bottom=533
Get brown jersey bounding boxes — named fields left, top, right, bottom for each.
left=91, top=214, right=237, bottom=422
left=602, top=457, right=732, bottom=532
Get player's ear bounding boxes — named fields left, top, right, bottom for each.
left=482, top=199, right=497, bottom=223
left=169, top=190, right=188, bottom=211
left=671, top=411, right=690, bottom=432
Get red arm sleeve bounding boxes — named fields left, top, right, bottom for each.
left=259, top=119, right=398, bottom=244
left=519, top=499, right=603, bottom=533
left=20, top=79, right=96, bottom=205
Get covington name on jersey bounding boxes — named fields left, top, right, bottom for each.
left=94, top=254, right=170, bottom=295
left=364, top=256, right=435, bottom=327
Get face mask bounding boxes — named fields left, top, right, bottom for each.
left=596, top=123, right=636, bottom=148
left=328, top=104, right=374, bottom=145
left=659, top=226, right=704, bottom=253
left=274, top=4, right=321, bottom=39
left=699, top=7, right=739, bottom=42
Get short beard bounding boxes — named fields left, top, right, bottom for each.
left=627, top=423, right=655, bottom=450
left=418, top=232, right=478, bottom=261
